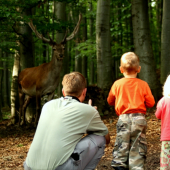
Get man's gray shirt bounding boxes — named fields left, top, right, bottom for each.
left=26, top=97, right=108, bottom=170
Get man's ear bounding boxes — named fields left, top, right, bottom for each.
left=83, top=88, right=87, bottom=96
left=62, top=88, right=66, bottom=97
left=119, top=66, right=124, bottom=73
left=137, top=66, right=141, bottom=73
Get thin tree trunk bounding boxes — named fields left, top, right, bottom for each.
left=82, top=8, right=88, bottom=83
left=132, top=0, right=160, bottom=100
left=19, top=7, right=35, bottom=123
left=42, top=4, right=47, bottom=63
left=156, top=0, right=163, bottom=65
left=11, top=51, right=20, bottom=124
left=96, top=0, right=113, bottom=114
left=0, top=49, right=3, bottom=120
left=96, top=0, right=113, bottom=90
left=160, top=0, right=170, bottom=84
left=54, top=1, right=68, bottom=97
left=89, top=2, right=95, bottom=85
left=74, top=8, right=81, bottom=73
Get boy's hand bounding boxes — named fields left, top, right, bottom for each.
left=88, top=99, right=97, bottom=110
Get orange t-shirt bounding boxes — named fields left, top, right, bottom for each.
left=107, top=78, right=155, bottom=116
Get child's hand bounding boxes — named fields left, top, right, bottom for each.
left=88, top=99, right=97, bottom=110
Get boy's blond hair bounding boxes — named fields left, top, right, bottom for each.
left=121, top=52, right=140, bottom=73
left=163, top=75, right=170, bottom=97
left=62, top=72, right=87, bottom=97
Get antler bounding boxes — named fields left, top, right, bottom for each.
left=65, top=13, right=82, bottom=42
left=28, top=20, right=55, bottom=44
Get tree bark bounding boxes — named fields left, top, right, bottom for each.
left=89, top=2, right=95, bottom=85
left=42, top=4, right=47, bottom=63
left=11, top=51, right=20, bottom=124
left=0, top=49, right=3, bottom=120
left=74, top=8, right=81, bottom=73
left=161, top=0, right=170, bottom=84
left=96, top=0, right=113, bottom=90
left=132, top=0, right=160, bottom=100
left=19, top=8, right=35, bottom=123
left=82, top=8, right=88, bottom=83
left=54, top=1, right=68, bottom=97
left=156, top=0, right=163, bottom=65
left=96, top=0, right=113, bottom=114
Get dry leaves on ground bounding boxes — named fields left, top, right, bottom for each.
left=0, top=109, right=161, bottom=170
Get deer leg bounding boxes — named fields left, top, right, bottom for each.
left=48, top=91, right=55, bottom=101
left=19, top=91, right=25, bottom=126
left=35, top=94, right=41, bottom=126
left=22, top=96, right=32, bottom=126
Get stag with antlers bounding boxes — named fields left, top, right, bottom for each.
left=18, top=14, right=82, bottom=126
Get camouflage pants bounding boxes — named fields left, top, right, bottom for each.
left=112, top=113, right=147, bottom=170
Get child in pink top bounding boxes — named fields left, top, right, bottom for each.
left=155, top=75, right=170, bottom=170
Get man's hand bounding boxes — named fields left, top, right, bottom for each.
left=88, top=99, right=97, bottom=110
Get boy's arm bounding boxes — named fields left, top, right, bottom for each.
left=144, top=84, right=155, bottom=108
left=107, top=85, right=116, bottom=106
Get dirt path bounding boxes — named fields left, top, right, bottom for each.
left=0, top=109, right=161, bottom=170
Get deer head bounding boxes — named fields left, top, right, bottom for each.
left=28, top=13, right=82, bottom=60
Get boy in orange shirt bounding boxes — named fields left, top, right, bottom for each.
left=107, top=52, right=155, bottom=170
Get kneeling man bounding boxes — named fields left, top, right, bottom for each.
left=24, top=72, right=110, bottom=170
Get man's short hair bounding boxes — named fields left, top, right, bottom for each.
left=62, top=72, right=87, bottom=97
left=121, top=52, right=140, bottom=73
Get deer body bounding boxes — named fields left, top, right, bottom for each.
left=19, top=61, right=63, bottom=97
left=18, top=14, right=82, bottom=126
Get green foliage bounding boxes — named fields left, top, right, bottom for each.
left=73, top=39, right=96, bottom=60
left=2, top=111, right=11, bottom=120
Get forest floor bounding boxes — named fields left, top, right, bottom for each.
left=0, top=108, right=161, bottom=170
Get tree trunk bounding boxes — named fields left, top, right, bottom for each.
left=161, top=0, right=170, bottom=84
left=96, top=0, right=113, bottom=90
left=74, top=9, right=81, bottom=73
left=11, top=51, right=20, bottom=124
left=156, top=0, right=163, bottom=65
left=54, top=1, right=68, bottom=97
left=42, top=4, right=47, bottom=64
left=89, top=2, right=95, bottom=85
left=0, top=49, right=3, bottom=120
left=19, top=8, right=35, bottom=123
left=96, top=0, right=113, bottom=114
left=82, top=8, right=88, bottom=83
left=132, top=0, right=160, bottom=100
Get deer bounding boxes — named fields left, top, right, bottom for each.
left=18, top=13, right=82, bottom=126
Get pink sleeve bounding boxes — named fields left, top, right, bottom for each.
left=155, top=99, right=163, bottom=119
left=107, top=85, right=115, bottom=106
